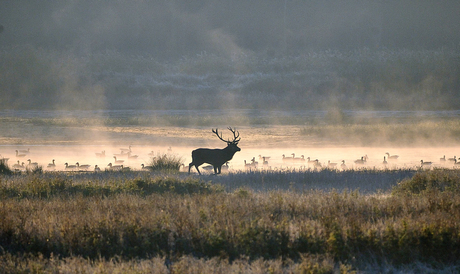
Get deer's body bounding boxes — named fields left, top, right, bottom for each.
left=189, top=128, right=241, bottom=175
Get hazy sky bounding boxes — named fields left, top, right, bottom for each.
left=1, top=1, right=459, bottom=111
left=1, top=0, right=459, bottom=58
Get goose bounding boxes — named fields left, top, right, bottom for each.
left=282, top=154, right=293, bottom=162
left=127, top=152, right=138, bottom=159
left=15, top=150, right=26, bottom=158
left=291, top=153, right=304, bottom=161
left=244, top=160, right=254, bottom=169
left=382, top=156, right=388, bottom=165
left=113, top=151, right=128, bottom=157
left=95, top=150, right=106, bottom=158
left=447, top=156, right=456, bottom=162
left=440, top=155, right=446, bottom=162
left=18, top=148, right=30, bottom=154
left=251, top=157, right=258, bottom=168
left=259, top=155, right=271, bottom=161
left=121, top=165, right=131, bottom=172
left=113, top=156, right=124, bottom=164
left=420, top=160, right=432, bottom=167
left=340, top=160, right=347, bottom=170
left=202, top=165, right=214, bottom=171
left=262, top=157, right=269, bottom=166
left=94, top=165, right=101, bottom=172
left=291, top=153, right=305, bottom=162
left=313, top=159, right=322, bottom=168
left=454, top=159, right=460, bottom=166
left=385, top=152, right=399, bottom=160
left=13, top=160, right=24, bottom=170
left=107, top=163, right=123, bottom=170
left=141, top=163, right=151, bottom=171
left=27, top=159, right=38, bottom=169
left=120, top=145, right=132, bottom=153
left=354, top=157, right=366, bottom=165
left=47, top=159, right=56, bottom=169
left=306, top=157, right=316, bottom=164
left=64, top=163, right=77, bottom=171
left=76, top=162, right=91, bottom=171
left=327, top=160, right=337, bottom=168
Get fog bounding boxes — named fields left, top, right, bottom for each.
left=1, top=1, right=460, bottom=171
left=2, top=1, right=459, bottom=56
left=1, top=0, right=459, bottom=111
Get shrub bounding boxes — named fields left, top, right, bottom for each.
left=0, top=162, right=13, bottom=175
left=148, top=154, right=182, bottom=172
left=392, top=169, right=460, bottom=195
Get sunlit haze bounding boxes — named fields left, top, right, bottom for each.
left=0, top=1, right=459, bottom=172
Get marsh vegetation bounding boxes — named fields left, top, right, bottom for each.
left=1, top=166, right=460, bottom=273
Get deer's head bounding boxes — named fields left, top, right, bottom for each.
left=212, top=127, right=241, bottom=152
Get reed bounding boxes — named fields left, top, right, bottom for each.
left=1, top=169, right=460, bottom=272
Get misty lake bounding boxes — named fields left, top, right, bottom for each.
left=2, top=109, right=460, bottom=120
left=1, top=109, right=460, bottom=172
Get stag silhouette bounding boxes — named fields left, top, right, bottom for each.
left=189, top=127, right=241, bottom=175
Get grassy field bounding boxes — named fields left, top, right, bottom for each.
left=1, top=166, right=460, bottom=273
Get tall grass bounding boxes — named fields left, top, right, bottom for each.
left=147, top=154, right=183, bottom=172
left=1, top=169, right=460, bottom=272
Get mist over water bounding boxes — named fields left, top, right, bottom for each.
left=1, top=1, right=459, bottom=173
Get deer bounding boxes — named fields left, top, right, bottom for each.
left=189, top=127, right=241, bottom=175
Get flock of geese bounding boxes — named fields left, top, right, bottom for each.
left=0, top=146, right=154, bottom=172
left=2, top=147, right=460, bottom=173
left=242, top=152, right=460, bottom=170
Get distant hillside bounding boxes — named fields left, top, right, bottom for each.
left=0, top=47, right=459, bottom=111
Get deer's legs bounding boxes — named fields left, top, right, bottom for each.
left=194, top=165, right=201, bottom=175
left=213, top=165, right=222, bottom=175
left=189, top=163, right=202, bottom=175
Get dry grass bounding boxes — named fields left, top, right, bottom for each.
left=1, top=169, right=460, bottom=272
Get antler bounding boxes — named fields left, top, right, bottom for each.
left=227, top=127, right=241, bottom=144
left=212, top=127, right=241, bottom=144
left=212, top=129, right=228, bottom=143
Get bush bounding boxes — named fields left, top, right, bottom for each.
left=392, top=169, right=460, bottom=195
left=148, top=154, right=182, bottom=172
left=0, top=162, right=13, bottom=175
